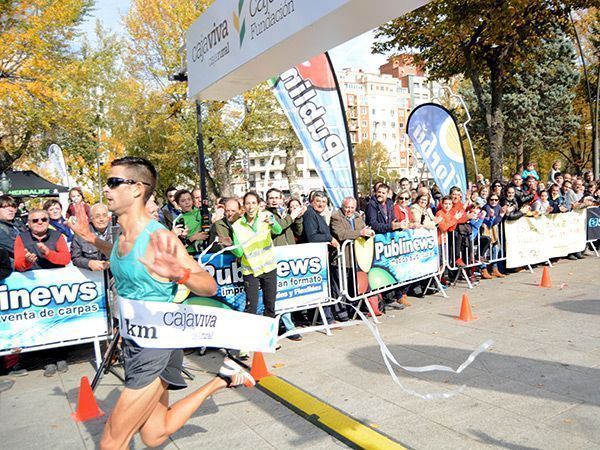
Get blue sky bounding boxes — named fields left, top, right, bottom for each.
left=78, top=1, right=389, bottom=72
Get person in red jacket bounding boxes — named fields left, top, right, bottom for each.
left=13, top=209, right=71, bottom=272
left=393, top=190, right=417, bottom=229
left=435, top=195, right=468, bottom=267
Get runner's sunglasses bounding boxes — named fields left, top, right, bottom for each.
left=106, top=177, right=151, bottom=189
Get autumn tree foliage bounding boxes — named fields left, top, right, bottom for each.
left=374, top=0, right=596, bottom=181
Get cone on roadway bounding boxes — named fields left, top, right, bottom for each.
left=457, top=293, right=477, bottom=322
left=71, top=376, right=104, bottom=422
left=250, top=352, right=272, bottom=381
left=539, top=266, right=552, bottom=288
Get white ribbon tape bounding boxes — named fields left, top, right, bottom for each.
left=340, top=298, right=493, bottom=400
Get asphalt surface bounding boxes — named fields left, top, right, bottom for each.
left=1, top=255, right=599, bottom=449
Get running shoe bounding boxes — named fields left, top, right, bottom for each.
left=217, top=358, right=255, bottom=388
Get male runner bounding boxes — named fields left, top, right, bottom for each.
left=69, top=157, right=254, bottom=450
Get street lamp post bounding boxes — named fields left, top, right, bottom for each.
left=370, top=121, right=379, bottom=191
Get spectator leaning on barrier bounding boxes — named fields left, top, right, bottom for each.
left=302, top=191, right=349, bottom=321
left=410, top=194, right=441, bottom=229
left=365, top=183, right=403, bottom=234
left=481, top=193, right=506, bottom=278
left=509, top=173, right=534, bottom=207
left=502, top=186, right=529, bottom=220
left=561, top=180, right=579, bottom=211
left=71, top=203, right=111, bottom=271
left=266, top=188, right=306, bottom=247
left=0, top=195, right=25, bottom=259
left=330, top=196, right=374, bottom=302
left=14, top=209, right=71, bottom=271
left=532, top=190, right=552, bottom=215
left=393, top=190, right=416, bottom=230
left=548, top=184, right=567, bottom=214
left=44, top=199, right=74, bottom=243
left=207, top=197, right=240, bottom=252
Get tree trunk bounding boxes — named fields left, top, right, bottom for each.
left=515, top=137, right=524, bottom=174
left=488, top=59, right=505, bottom=182
left=283, top=144, right=300, bottom=197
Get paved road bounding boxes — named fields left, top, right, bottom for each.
left=1, top=257, right=599, bottom=449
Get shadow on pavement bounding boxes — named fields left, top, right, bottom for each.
left=347, top=344, right=600, bottom=405
left=550, top=299, right=600, bottom=316
left=469, top=430, right=541, bottom=450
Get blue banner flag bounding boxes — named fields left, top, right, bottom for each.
left=270, top=53, right=357, bottom=208
left=406, top=103, right=468, bottom=195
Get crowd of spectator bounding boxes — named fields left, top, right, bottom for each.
left=1, top=162, right=599, bottom=372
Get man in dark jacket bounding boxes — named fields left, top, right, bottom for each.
left=71, top=203, right=111, bottom=271
left=266, top=188, right=304, bottom=246
left=509, top=173, right=534, bottom=207
left=0, top=195, right=25, bottom=259
left=159, top=186, right=180, bottom=229
left=301, top=191, right=343, bottom=323
left=365, top=183, right=402, bottom=234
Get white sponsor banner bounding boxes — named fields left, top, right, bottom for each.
left=505, top=211, right=586, bottom=268
left=118, top=296, right=278, bottom=352
left=185, top=0, right=429, bottom=100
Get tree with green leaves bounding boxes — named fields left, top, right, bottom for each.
left=353, top=140, right=397, bottom=192
left=374, top=0, right=594, bottom=181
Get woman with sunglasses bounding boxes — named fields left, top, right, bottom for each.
left=393, top=190, right=417, bottom=230
left=481, top=194, right=507, bottom=278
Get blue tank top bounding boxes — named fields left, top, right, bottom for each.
left=110, top=220, right=177, bottom=302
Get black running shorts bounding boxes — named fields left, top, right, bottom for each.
left=121, top=338, right=187, bottom=391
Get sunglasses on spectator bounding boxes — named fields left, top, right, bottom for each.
left=106, top=177, right=151, bottom=189
left=489, top=198, right=499, bottom=202
left=399, top=196, right=410, bottom=200
left=30, top=217, right=49, bottom=223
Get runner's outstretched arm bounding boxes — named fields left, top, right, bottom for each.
left=139, top=229, right=217, bottom=297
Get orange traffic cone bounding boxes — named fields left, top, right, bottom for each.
left=539, top=266, right=552, bottom=288
left=249, top=352, right=272, bottom=382
left=71, top=376, right=104, bottom=422
left=456, top=293, right=477, bottom=322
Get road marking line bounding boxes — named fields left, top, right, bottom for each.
left=257, top=375, right=407, bottom=450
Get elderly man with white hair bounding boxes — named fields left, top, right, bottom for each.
left=71, top=203, right=112, bottom=271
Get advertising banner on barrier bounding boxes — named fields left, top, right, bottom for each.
left=198, top=242, right=329, bottom=313
left=587, top=207, right=600, bottom=241
left=505, top=210, right=587, bottom=268
left=118, top=297, right=277, bottom=352
left=270, top=53, right=355, bottom=209
left=0, top=268, right=108, bottom=353
left=353, top=228, right=439, bottom=292
left=406, top=103, right=468, bottom=196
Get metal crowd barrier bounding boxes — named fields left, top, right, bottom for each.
left=439, top=221, right=508, bottom=288
left=337, top=235, right=447, bottom=324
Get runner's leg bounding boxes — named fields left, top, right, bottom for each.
left=99, top=377, right=166, bottom=450
left=139, top=377, right=228, bottom=447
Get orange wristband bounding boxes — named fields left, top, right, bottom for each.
left=176, top=268, right=192, bottom=285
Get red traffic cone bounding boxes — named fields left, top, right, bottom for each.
left=249, top=352, right=272, bottom=382
left=539, top=266, right=552, bottom=288
left=71, top=376, right=104, bottom=422
left=456, top=293, right=477, bottom=322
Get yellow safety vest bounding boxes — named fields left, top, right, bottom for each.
left=231, top=214, right=278, bottom=276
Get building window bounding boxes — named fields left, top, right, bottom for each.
left=309, top=170, right=318, bottom=178
left=372, top=108, right=376, bottom=115
left=390, top=110, right=395, bottom=117
left=362, top=121, right=367, bottom=126
left=391, top=122, right=396, bottom=128
left=383, top=133, right=387, bottom=139
left=260, top=158, right=266, bottom=167
left=362, top=132, right=368, bottom=139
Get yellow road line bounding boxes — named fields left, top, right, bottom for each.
left=257, top=375, right=407, bottom=450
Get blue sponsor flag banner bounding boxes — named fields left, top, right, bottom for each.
left=353, top=229, right=439, bottom=292
left=0, top=268, right=109, bottom=353
left=587, top=207, right=600, bottom=241
left=270, top=53, right=355, bottom=208
left=198, top=243, right=330, bottom=313
left=407, top=103, right=468, bottom=195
